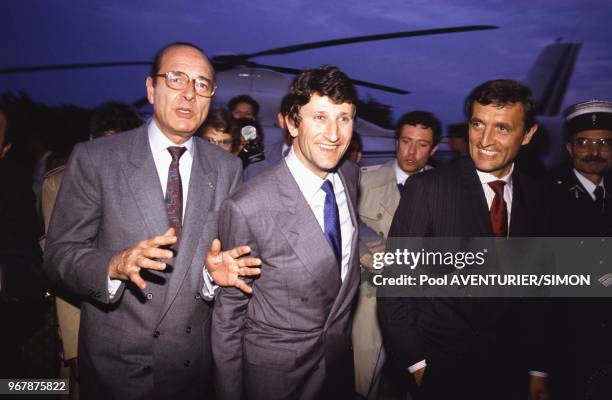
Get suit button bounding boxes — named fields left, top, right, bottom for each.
left=301, top=298, right=308, bottom=303
left=379, top=232, right=384, bottom=236
left=143, top=366, right=153, bottom=374
left=184, top=360, right=191, bottom=367
left=377, top=213, right=382, bottom=219
left=195, top=293, right=202, bottom=300
left=186, top=326, right=191, bottom=334
left=146, top=293, right=153, bottom=300
left=153, top=330, right=160, bottom=338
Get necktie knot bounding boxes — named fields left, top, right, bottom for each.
left=488, top=180, right=506, bottom=196
left=167, top=146, right=187, bottom=162
left=397, top=182, right=405, bottom=195
left=321, top=179, right=334, bottom=196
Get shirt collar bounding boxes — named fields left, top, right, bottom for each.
left=147, top=119, right=194, bottom=157
left=393, top=160, right=432, bottom=184
left=475, top=162, right=514, bottom=187
left=285, top=146, right=339, bottom=200
left=573, top=168, right=604, bottom=196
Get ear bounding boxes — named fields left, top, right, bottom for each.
left=0, top=143, right=12, bottom=159
left=430, top=144, right=439, bottom=156
left=145, top=76, right=155, bottom=105
left=565, top=142, right=574, bottom=158
left=286, top=116, right=299, bottom=138
left=521, top=123, right=538, bottom=146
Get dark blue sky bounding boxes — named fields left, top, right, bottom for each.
left=1, top=0, right=610, bottom=128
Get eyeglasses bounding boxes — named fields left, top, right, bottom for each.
left=573, top=137, right=612, bottom=151
left=206, top=138, right=233, bottom=146
left=155, top=71, right=217, bottom=97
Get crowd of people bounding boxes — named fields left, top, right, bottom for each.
left=0, top=41, right=610, bottom=400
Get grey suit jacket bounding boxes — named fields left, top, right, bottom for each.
left=44, top=125, right=242, bottom=399
left=212, top=159, right=360, bottom=400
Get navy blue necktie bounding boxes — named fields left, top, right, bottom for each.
left=397, top=182, right=405, bottom=195
left=321, top=180, right=342, bottom=268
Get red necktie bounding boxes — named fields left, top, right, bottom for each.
left=488, top=180, right=508, bottom=237
left=166, top=146, right=187, bottom=244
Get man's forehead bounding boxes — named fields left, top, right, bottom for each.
left=472, top=101, right=524, bottom=120
left=160, top=45, right=213, bottom=76
left=303, top=94, right=354, bottom=112
left=399, top=124, right=433, bottom=139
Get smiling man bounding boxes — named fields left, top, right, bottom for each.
left=378, top=80, right=551, bottom=400
left=44, top=42, right=260, bottom=399
left=212, top=65, right=361, bottom=400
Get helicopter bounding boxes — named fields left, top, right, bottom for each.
left=0, top=26, right=580, bottom=167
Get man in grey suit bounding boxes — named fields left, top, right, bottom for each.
left=44, top=42, right=260, bottom=399
left=212, top=65, right=361, bottom=400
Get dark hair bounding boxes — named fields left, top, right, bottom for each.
left=464, top=79, right=537, bottom=132
left=286, top=65, right=358, bottom=128
left=279, top=94, right=292, bottom=116
left=89, top=102, right=143, bottom=138
left=394, top=110, right=442, bottom=145
left=228, top=95, right=260, bottom=117
left=199, top=108, right=241, bottom=152
left=150, top=42, right=209, bottom=80
left=348, top=131, right=363, bottom=153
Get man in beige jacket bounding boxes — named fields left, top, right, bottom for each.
left=41, top=102, right=142, bottom=399
left=354, top=111, right=440, bottom=399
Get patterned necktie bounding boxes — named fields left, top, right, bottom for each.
left=321, top=180, right=342, bottom=269
left=488, top=180, right=508, bottom=237
left=594, top=185, right=605, bottom=214
left=166, top=146, right=187, bottom=244
left=397, top=182, right=405, bottom=195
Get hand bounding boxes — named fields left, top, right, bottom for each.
left=108, top=228, right=176, bottom=290
left=528, top=375, right=549, bottom=400
left=413, top=366, right=426, bottom=386
left=360, top=238, right=388, bottom=274
left=206, top=239, right=261, bottom=294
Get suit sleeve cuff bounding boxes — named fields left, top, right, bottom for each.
left=201, top=267, right=219, bottom=301
left=408, top=359, right=427, bottom=374
left=107, top=277, right=122, bottom=299
left=529, top=371, right=548, bottom=378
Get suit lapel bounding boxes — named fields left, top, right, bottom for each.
left=509, top=171, right=532, bottom=236
left=158, top=139, right=217, bottom=323
left=460, top=158, right=492, bottom=236
left=380, top=164, right=401, bottom=217
left=124, top=126, right=169, bottom=238
left=272, top=161, right=342, bottom=300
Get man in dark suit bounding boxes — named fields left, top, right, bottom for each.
left=212, top=65, right=360, bottom=400
left=44, top=42, right=260, bottom=399
left=548, top=100, right=612, bottom=400
left=550, top=100, right=612, bottom=236
left=378, top=79, right=550, bottom=400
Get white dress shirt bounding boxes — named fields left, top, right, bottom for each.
left=285, top=147, right=354, bottom=281
left=109, top=120, right=216, bottom=299
left=573, top=168, right=606, bottom=200
left=394, top=160, right=433, bottom=185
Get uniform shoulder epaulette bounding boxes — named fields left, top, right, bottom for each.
left=43, top=164, right=67, bottom=179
